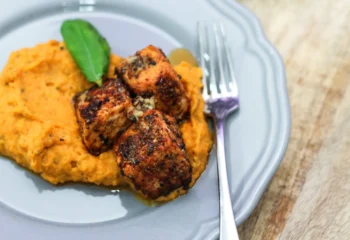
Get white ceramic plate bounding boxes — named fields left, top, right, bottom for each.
left=0, top=0, right=291, bottom=239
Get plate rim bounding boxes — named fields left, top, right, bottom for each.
left=217, top=0, right=291, bottom=224
left=0, top=0, right=291, bottom=239
left=190, top=0, right=291, bottom=237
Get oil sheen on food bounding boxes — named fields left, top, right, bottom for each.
left=0, top=40, right=212, bottom=201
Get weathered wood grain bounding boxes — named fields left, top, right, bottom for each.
left=236, top=0, right=350, bottom=239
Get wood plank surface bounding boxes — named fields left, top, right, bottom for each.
left=236, top=0, right=350, bottom=239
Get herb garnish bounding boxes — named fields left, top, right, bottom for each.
left=61, top=19, right=110, bottom=86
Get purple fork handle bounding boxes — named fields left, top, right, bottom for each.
left=216, top=118, right=240, bottom=240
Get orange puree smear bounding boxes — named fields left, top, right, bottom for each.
left=0, top=40, right=212, bottom=201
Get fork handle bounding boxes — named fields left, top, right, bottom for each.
left=216, top=119, right=240, bottom=240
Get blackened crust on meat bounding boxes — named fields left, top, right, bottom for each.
left=73, top=78, right=134, bottom=155
left=114, top=109, right=192, bottom=199
left=116, top=45, right=190, bottom=121
left=155, top=77, right=190, bottom=122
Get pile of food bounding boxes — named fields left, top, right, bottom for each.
left=0, top=20, right=213, bottom=202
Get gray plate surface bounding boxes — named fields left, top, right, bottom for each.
left=0, top=0, right=291, bottom=239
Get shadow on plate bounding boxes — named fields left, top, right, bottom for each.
left=4, top=160, right=150, bottom=221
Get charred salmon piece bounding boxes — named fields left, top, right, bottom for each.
left=117, top=45, right=190, bottom=121
left=73, top=78, right=134, bottom=156
left=114, top=109, right=192, bottom=200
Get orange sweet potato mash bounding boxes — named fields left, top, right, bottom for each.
left=0, top=40, right=212, bottom=200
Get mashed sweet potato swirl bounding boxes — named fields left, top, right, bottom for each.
left=0, top=40, right=212, bottom=200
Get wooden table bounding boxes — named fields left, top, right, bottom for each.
left=236, top=0, right=350, bottom=239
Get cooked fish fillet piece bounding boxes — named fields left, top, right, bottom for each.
left=73, top=78, right=134, bottom=156
left=117, top=45, right=190, bottom=121
left=114, top=109, right=192, bottom=200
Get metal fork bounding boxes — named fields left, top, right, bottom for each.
left=197, top=23, right=240, bottom=240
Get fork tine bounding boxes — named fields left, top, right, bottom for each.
left=197, top=23, right=209, bottom=99
left=220, top=23, right=239, bottom=96
left=206, top=24, right=219, bottom=97
left=213, top=23, right=227, bottom=94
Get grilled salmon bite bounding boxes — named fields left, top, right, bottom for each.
left=73, top=79, right=134, bottom=156
left=117, top=45, right=190, bottom=121
left=114, top=109, right=192, bottom=200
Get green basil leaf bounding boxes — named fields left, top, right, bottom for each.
left=61, top=19, right=110, bottom=86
